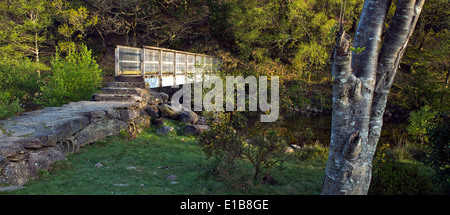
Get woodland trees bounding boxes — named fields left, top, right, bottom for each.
left=0, top=0, right=101, bottom=117
left=0, top=0, right=51, bottom=73
left=84, top=0, right=210, bottom=48
left=227, top=0, right=363, bottom=80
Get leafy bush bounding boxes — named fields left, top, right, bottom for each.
left=295, top=143, right=328, bottom=162
left=0, top=56, right=42, bottom=118
left=423, top=113, right=450, bottom=194
left=199, top=111, right=290, bottom=182
left=370, top=143, right=435, bottom=195
left=40, top=45, right=102, bottom=106
left=405, top=108, right=449, bottom=194
left=0, top=96, right=23, bottom=119
left=370, top=158, right=435, bottom=195
left=407, top=105, right=439, bottom=144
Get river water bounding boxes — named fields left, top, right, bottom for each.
left=277, top=114, right=408, bottom=147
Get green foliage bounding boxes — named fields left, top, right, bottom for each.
left=199, top=111, right=290, bottom=182
left=0, top=0, right=53, bottom=74
left=370, top=157, right=435, bottom=195
left=206, top=0, right=235, bottom=46
left=423, top=113, right=450, bottom=194
left=292, top=41, right=330, bottom=81
left=52, top=0, right=98, bottom=53
left=0, top=96, right=23, bottom=119
left=407, top=105, right=439, bottom=144
left=40, top=45, right=102, bottom=107
left=295, top=143, right=328, bottom=162
left=399, top=0, right=449, bottom=111
left=349, top=46, right=365, bottom=53
left=405, top=106, right=450, bottom=194
left=396, top=67, right=449, bottom=111
left=226, top=0, right=362, bottom=81
left=0, top=56, right=42, bottom=118
left=370, top=142, right=435, bottom=195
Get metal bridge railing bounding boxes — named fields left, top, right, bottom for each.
left=115, top=45, right=222, bottom=88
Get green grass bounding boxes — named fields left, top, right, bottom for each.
left=3, top=120, right=327, bottom=195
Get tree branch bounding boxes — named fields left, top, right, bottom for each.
left=368, top=0, right=425, bottom=154
left=352, top=0, right=392, bottom=80
left=375, top=0, right=425, bottom=92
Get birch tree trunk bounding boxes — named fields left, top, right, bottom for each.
left=322, top=0, right=425, bottom=195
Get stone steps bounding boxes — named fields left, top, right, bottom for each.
left=93, top=80, right=151, bottom=103
left=106, top=81, right=146, bottom=89
left=114, top=75, right=145, bottom=83
left=92, top=94, right=144, bottom=103
left=100, top=87, right=146, bottom=97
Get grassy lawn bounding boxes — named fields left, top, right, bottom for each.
left=3, top=120, right=327, bottom=195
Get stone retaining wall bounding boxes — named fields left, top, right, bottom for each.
left=0, top=86, right=152, bottom=186
left=0, top=80, right=210, bottom=186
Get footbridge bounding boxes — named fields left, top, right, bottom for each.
left=115, top=45, right=222, bottom=88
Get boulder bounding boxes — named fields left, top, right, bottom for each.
left=184, top=125, right=210, bottom=135
left=158, top=103, right=180, bottom=120
left=27, top=146, right=66, bottom=175
left=117, top=108, right=140, bottom=121
left=196, top=116, right=207, bottom=125
left=151, top=117, right=164, bottom=126
left=145, top=104, right=160, bottom=118
left=74, top=118, right=127, bottom=147
left=83, top=110, right=106, bottom=123
left=150, top=90, right=169, bottom=103
left=178, top=111, right=198, bottom=124
left=0, top=161, right=32, bottom=185
left=157, top=126, right=174, bottom=135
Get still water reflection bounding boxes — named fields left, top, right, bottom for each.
left=278, top=114, right=408, bottom=147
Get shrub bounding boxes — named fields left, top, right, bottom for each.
left=0, top=56, right=42, bottom=118
left=295, top=142, right=328, bottom=161
left=40, top=45, right=102, bottom=107
left=407, top=105, right=438, bottom=144
left=370, top=143, right=435, bottom=195
left=0, top=95, right=23, bottom=119
left=423, top=113, right=450, bottom=194
left=370, top=159, right=435, bottom=195
left=199, top=111, right=290, bottom=182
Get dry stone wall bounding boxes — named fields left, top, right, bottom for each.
left=0, top=82, right=153, bottom=186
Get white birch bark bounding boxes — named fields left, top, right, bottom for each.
left=322, top=0, right=425, bottom=195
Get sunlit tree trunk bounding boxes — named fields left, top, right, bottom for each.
left=35, top=31, right=40, bottom=77
left=322, top=0, right=425, bottom=195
